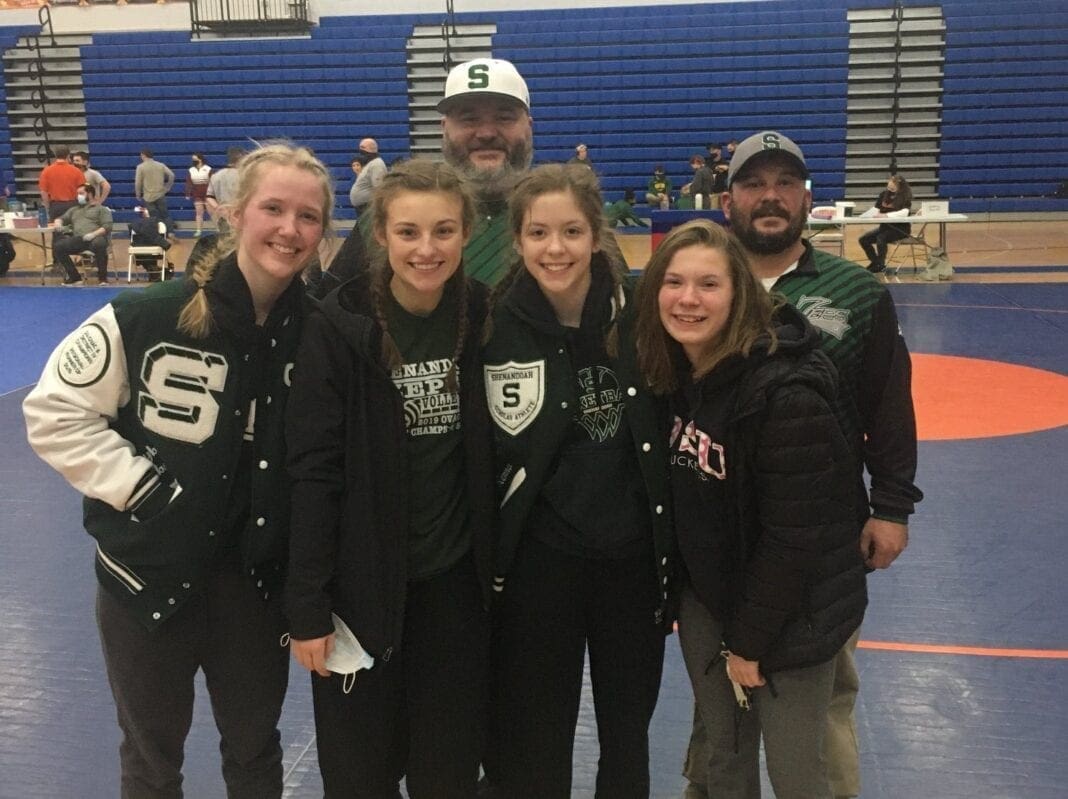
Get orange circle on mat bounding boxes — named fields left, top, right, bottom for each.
left=912, top=354, right=1068, bottom=441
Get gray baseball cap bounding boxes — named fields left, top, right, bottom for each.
left=727, top=131, right=809, bottom=187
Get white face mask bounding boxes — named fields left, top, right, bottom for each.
left=325, top=612, right=375, bottom=693
left=77, top=194, right=88, bottom=205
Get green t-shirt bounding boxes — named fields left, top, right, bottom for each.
left=385, top=283, right=471, bottom=580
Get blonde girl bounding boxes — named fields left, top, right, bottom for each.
left=24, top=142, right=333, bottom=797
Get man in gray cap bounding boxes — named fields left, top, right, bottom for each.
left=681, top=131, right=922, bottom=799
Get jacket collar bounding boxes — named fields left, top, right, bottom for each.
left=503, top=252, right=623, bottom=335
left=204, top=253, right=304, bottom=343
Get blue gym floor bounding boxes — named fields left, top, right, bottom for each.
left=1, top=282, right=1066, bottom=798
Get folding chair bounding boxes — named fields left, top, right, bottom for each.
left=72, top=239, right=117, bottom=284
left=887, top=224, right=929, bottom=276
left=127, top=220, right=169, bottom=283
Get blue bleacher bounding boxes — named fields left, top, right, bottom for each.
left=2, top=1, right=1066, bottom=218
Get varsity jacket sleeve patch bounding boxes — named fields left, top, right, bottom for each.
left=23, top=303, right=163, bottom=513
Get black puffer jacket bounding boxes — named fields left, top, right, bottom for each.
left=671, top=304, right=867, bottom=673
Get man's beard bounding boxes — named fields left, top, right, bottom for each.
left=442, top=135, right=533, bottom=205
left=731, top=204, right=807, bottom=256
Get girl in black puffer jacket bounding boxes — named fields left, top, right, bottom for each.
left=635, top=219, right=867, bottom=799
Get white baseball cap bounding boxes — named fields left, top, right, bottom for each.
left=437, top=58, right=530, bottom=113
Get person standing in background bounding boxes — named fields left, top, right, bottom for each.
left=206, top=146, right=244, bottom=238
left=348, top=137, right=387, bottom=214
left=38, top=144, right=85, bottom=221
left=72, top=151, right=112, bottom=206
left=185, top=152, right=212, bottom=237
left=135, top=148, right=176, bottom=234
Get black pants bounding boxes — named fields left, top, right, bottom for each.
left=54, top=233, right=109, bottom=281
left=493, top=536, right=665, bottom=799
left=859, top=224, right=909, bottom=267
left=96, top=572, right=289, bottom=799
left=311, top=554, right=489, bottom=799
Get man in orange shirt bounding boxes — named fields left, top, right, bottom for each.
left=38, top=144, right=86, bottom=221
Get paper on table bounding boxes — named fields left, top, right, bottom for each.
left=885, top=208, right=910, bottom=218
left=858, top=206, right=880, bottom=218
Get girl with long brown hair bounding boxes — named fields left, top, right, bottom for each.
left=284, top=159, right=496, bottom=797
left=481, top=163, right=674, bottom=798
left=634, top=219, right=867, bottom=797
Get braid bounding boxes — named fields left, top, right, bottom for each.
left=370, top=257, right=403, bottom=371
left=446, top=270, right=468, bottom=394
left=176, top=244, right=225, bottom=339
left=480, top=255, right=525, bottom=345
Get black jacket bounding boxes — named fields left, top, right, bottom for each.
left=482, top=258, right=677, bottom=631
left=284, top=272, right=496, bottom=660
left=671, top=304, right=867, bottom=672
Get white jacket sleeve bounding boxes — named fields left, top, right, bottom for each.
left=23, top=303, right=159, bottom=512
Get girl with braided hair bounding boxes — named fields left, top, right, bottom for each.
left=284, top=159, right=496, bottom=797
left=481, top=163, right=675, bottom=798
left=23, top=141, right=333, bottom=797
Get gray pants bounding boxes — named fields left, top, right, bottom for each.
left=96, top=572, right=289, bottom=799
left=678, top=586, right=835, bottom=799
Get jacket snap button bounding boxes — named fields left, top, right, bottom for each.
left=259, top=460, right=268, bottom=470
left=627, top=387, right=637, bottom=397
left=642, top=442, right=651, bottom=452
left=655, top=505, right=664, bottom=514
left=256, top=517, right=266, bottom=527
left=152, top=612, right=161, bottom=620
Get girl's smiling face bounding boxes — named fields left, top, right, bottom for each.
left=232, top=163, right=325, bottom=288
left=518, top=189, right=598, bottom=309
left=376, top=189, right=467, bottom=315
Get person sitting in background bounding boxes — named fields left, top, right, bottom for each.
left=130, top=204, right=174, bottom=279
left=859, top=175, right=913, bottom=273
left=707, top=144, right=729, bottom=204
left=53, top=183, right=113, bottom=286
left=680, top=155, right=715, bottom=207
left=645, top=164, right=672, bottom=207
left=605, top=188, right=648, bottom=227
